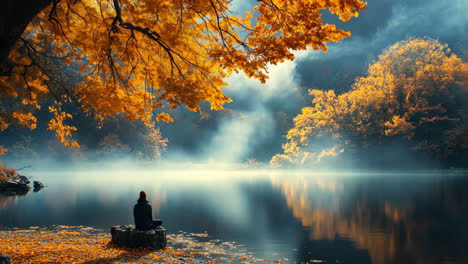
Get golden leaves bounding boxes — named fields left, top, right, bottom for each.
left=0, top=0, right=366, bottom=147
left=272, top=38, right=465, bottom=166
left=47, top=106, right=79, bottom=148
left=0, top=117, right=9, bottom=131
left=317, top=146, right=344, bottom=162
left=0, top=226, right=268, bottom=264
left=12, top=112, right=37, bottom=130
left=384, top=115, right=416, bottom=139
left=155, top=113, right=174, bottom=123
left=0, top=146, right=7, bottom=156
left=0, top=163, right=16, bottom=182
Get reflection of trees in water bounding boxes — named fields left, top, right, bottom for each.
left=271, top=175, right=468, bottom=264
left=0, top=195, right=19, bottom=208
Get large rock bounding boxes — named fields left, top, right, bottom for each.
left=0, top=255, right=11, bottom=264
left=18, top=175, right=30, bottom=184
left=111, top=225, right=167, bottom=250
left=0, top=180, right=30, bottom=195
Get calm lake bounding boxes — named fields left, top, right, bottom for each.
left=1, top=170, right=468, bottom=264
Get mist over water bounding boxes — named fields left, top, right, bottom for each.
left=158, top=0, right=468, bottom=165
left=1, top=1, right=467, bottom=263
left=2, top=170, right=468, bottom=264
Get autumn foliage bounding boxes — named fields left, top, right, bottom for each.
left=0, top=162, right=17, bottom=182
left=0, top=0, right=366, bottom=148
left=0, top=226, right=282, bottom=263
left=271, top=38, right=465, bottom=167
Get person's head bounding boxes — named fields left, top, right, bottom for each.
left=139, top=191, right=147, bottom=200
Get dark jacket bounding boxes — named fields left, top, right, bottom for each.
left=133, top=198, right=153, bottom=230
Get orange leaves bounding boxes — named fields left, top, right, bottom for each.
left=1, top=110, right=38, bottom=134
left=47, top=106, right=80, bottom=148
left=0, top=146, right=7, bottom=156
left=78, top=63, right=90, bottom=73
left=272, top=38, right=465, bottom=166
left=326, top=0, right=367, bottom=21
left=156, top=113, right=174, bottom=123
left=1, top=0, right=366, bottom=148
left=384, top=115, right=416, bottom=139
left=1, top=228, right=127, bottom=264
left=317, top=146, right=345, bottom=162
left=0, top=226, right=268, bottom=264
left=7, top=49, right=32, bottom=66
left=12, top=111, right=37, bottom=130
left=0, top=0, right=369, bottom=153
left=245, top=0, right=365, bottom=64
left=0, top=163, right=16, bottom=182
left=0, top=117, right=9, bottom=131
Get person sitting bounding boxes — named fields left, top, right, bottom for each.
left=133, top=191, right=162, bottom=230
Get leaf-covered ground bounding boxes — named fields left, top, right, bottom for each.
left=0, top=226, right=290, bottom=263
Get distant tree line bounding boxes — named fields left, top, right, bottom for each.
left=272, top=38, right=467, bottom=168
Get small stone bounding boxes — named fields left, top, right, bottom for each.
left=33, top=181, right=45, bottom=191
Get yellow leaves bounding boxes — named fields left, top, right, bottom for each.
left=273, top=38, right=464, bottom=166
left=1, top=0, right=367, bottom=149
left=317, top=146, right=345, bottom=162
left=0, top=228, right=126, bottom=264
left=0, top=146, right=7, bottom=156
left=47, top=106, right=80, bottom=148
left=0, top=117, right=9, bottom=131
left=26, top=0, right=365, bottom=112
left=78, top=63, right=89, bottom=73
left=384, top=115, right=416, bottom=139
left=0, top=226, right=270, bottom=264
left=0, top=76, right=17, bottom=98
left=7, top=49, right=32, bottom=66
left=12, top=111, right=37, bottom=130
left=0, top=163, right=16, bottom=182
left=155, top=113, right=174, bottom=123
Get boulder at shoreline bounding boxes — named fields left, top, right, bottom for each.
left=0, top=179, right=31, bottom=195
left=111, top=225, right=167, bottom=250
left=0, top=255, right=11, bottom=264
left=0, top=168, right=44, bottom=195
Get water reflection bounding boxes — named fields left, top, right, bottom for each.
left=1, top=171, right=467, bottom=264
left=271, top=173, right=468, bottom=264
left=0, top=195, right=19, bottom=209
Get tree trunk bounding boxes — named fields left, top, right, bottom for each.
left=0, top=0, right=52, bottom=65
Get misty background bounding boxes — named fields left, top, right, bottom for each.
left=162, top=0, right=468, bottom=163
left=0, top=0, right=467, bottom=165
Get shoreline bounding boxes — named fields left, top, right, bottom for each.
left=0, top=226, right=277, bottom=264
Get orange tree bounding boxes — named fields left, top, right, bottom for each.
left=271, top=38, right=465, bottom=167
left=0, top=0, right=366, bottom=149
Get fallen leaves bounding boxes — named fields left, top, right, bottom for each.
left=0, top=226, right=287, bottom=264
